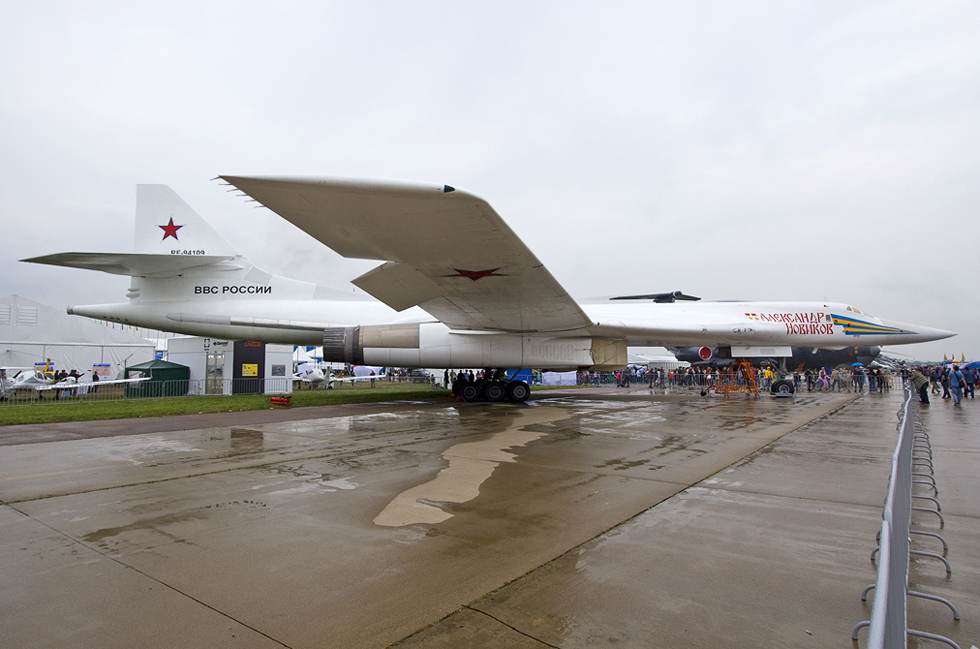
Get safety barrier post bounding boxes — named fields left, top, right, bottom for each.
left=852, top=384, right=960, bottom=648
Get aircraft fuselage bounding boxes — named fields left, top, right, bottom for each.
left=67, top=297, right=945, bottom=371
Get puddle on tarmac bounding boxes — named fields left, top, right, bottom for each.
left=230, top=428, right=265, bottom=453
left=100, top=435, right=203, bottom=465
left=320, top=477, right=358, bottom=491
left=373, top=406, right=568, bottom=527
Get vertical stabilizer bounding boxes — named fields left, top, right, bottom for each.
left=135, top=185, right=241, bottom=257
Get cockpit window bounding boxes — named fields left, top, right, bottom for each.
left=846, top=305, right=863, bottom=315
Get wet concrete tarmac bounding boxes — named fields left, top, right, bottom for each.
left=2, top=387, right=977, bottom=648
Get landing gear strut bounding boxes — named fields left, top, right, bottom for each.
left=770, top=359, right=796, bottom=396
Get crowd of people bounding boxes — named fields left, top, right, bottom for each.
left=907, top=364, right=976, bottom=406
left=576, top=362, right=978, bottom=407
left=40, top=368, right=101, bottom=399
left=336, top=363, right=976, bottom=404
left=576, top=364, right=895, bottom=393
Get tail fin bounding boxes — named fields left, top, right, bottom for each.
left=23, top=184, right=381, bottom=343
left=135, top=185, right=240, bottom=257
left=23, top=185, right=245, bottom=279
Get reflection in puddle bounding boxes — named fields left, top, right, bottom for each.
left=230, top=428, right=265, bottom=453
left=374, top=407, right=566, bottom=527
left=321, top=477, right=358, bottom=491
left=101, top=436, right=202, bottom=465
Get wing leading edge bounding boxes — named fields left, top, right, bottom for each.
left=219, top=176, right=592, bottom=333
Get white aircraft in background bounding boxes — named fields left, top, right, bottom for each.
left=23, top=178, right=954, bottom=402
left=294, top=366, right=378, bottom=389
left=0, top=367, right=52, bottom=396
left=0, top=367, right=148, bottom=399
left=294, top=366, right=328, bottom=388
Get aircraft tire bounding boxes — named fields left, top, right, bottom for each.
left=459, top=383, right=481, bottom=402
left=771, top=379, right=795, bottom=396
left=505, top=380, right=530, bottom=403
left=482, top=381, right=507, bottom=402
left=451, top=379, right=463, bottom=397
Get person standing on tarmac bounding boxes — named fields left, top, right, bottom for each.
left=964, top=366, right=976, bottom=399
left=910, top=369, right=930, bottom=404
left=949, top=365, right=966, bottom=406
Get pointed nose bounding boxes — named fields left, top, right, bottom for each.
left=878, top=319, right=956, bottom=344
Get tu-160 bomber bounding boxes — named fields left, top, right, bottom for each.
left=23, top=178, right=954, bottom=401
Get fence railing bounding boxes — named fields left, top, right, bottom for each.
left=851, top=385, right=960, bottom=648
left=1, top=376, right=439, bottom=407
left=575, top=369, right=894, bottom=391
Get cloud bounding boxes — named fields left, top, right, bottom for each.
left=2, top=1, right=977, bottom=361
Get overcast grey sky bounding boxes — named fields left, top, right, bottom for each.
left=2, top=1, right=977, bottom=362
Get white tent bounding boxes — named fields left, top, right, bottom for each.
left=541, top=371, right=578, bottom=386
left=0, top=295, right=155, bottom=377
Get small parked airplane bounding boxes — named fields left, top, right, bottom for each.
left=293, top=366, right=375, bottom=389
left=22, top=178, right=955, bottom=401
left=0, top=367, right=52, bottom=396
left=294, top=366, right=328, bottom=387
left=0, top=367, right=149, bottom=400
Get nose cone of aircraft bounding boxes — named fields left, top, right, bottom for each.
left=877, top=318, right=956, bottom=345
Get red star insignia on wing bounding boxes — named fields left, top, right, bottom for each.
left=446, top=268, right=507, bottom=281
left=159, top=218, right=183, bottom=241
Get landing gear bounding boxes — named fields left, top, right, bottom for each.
left=505, top=380, right=531, bottom=403
left=771, top=379, right=795, bottom=396
left=451, top=370, right=530, bottom=403
left=456, top=381, right=481, bottom=402
left=770, top=359, right=795, bottom=396
left=481, top=381, right=507, bottom=402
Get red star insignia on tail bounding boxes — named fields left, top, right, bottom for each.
left=159, top=218, right=183, bottom=241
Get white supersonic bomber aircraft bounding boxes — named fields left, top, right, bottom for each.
left=23, top=178, right=954, bottom=402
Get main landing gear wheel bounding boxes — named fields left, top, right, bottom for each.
left=458, top=382, right=481, bottom=402
left=482, top=381, right=507, bottom=402
left=771, top=379, right=795, bottom=396
left=505, top=380, right=530, bottom=403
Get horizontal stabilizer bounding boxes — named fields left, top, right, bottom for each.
left=22, top=252, right=239, bottom=277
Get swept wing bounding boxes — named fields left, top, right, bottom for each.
left=220, top=176, right=591, bottom=334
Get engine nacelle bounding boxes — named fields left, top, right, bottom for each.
left=673, top=346, right=727, bottom=363
left=322, top=323, right=626, bottom=371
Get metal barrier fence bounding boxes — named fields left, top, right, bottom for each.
left=577, top=369, right=894, bottom=392
left=1, top=376, right=439, bottom=406
left=852, top=385, right=960, bottom=649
